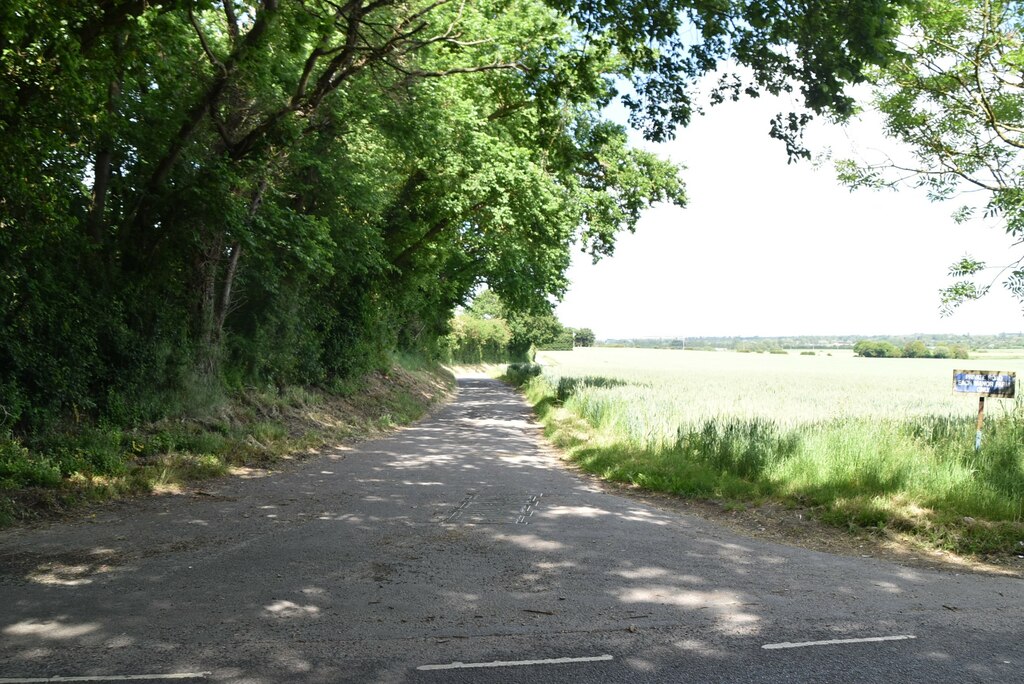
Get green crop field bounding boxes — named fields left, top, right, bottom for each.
left=537, top=348, right=1024, bottom=432
left=513, top=348, right=1024, bottom=554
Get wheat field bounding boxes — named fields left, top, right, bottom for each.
left=536, top=348, right=1024, bottom=441
left=517, top=348, right=1024, bottom=552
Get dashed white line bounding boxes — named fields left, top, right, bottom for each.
left=417, top=654, right=614, bottom=670
left=762, top=635, right=917, bottom=650
left=0, top=674, right=210, bottom=683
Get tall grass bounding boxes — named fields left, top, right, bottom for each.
left=519, top=349, right=1024, bottom=554
left=1, top=360, right=453, bottom=526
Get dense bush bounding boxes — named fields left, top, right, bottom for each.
left=0, top=434, right=60, bottom=489
left=444, top=315, right=512, bottom=364
left=504, top=363, right=543, bottom=386
left=853, top=340, right=904, bottom=357
left=537, top=332, right=576, bottom=351
left=448, top=290, right=589, bottom=361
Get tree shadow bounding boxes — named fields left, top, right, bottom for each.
left=0, top=378, right=1020, bottom=682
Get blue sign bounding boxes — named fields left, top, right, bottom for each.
left=953, top=370, right=1016, bottom=398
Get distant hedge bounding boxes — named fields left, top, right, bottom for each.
left=853, top=340, right=969, bottom=359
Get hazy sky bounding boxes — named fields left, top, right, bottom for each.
left=555, top=89, right=1024, bottom=339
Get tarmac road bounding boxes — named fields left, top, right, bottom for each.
left=1, top=376, right=1022, bottom=683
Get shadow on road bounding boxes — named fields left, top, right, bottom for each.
left=0, top=379, right=1020, bottom=683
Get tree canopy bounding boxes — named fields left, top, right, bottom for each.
left=547, top=0, right=908, bottom=156
left=1, top=0, right=910, bottom=433
left=835, top=0, right=1024, bottom=314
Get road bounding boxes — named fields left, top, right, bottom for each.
left=1, top=376, right=1021, bottom=683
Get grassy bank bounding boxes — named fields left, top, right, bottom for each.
left=0, top=361, right=453, bottom=526
left=506, top=355, right=1024, bottom=556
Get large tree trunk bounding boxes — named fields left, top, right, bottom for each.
left=194, top=236, right=224, bottom=378
left=89, top=34, right=124, bottom=247
left=193, top=178, right=266, bottom=378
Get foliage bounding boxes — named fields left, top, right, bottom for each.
left=444, top=315, right=512, bottom=364
left=537, top=331, right=575, bottom=351
left=0, top=434, right=60, bottom=489
left=902, top=340, right=930, bottom=358
left=836, top=0, right=1024, bottom=313
left=447, top=288, right=598, bottom=361
left=555, top=375, right=627, bottom=402
left=0, top=0, right=916, bottom=453
left=854, top=340, right=904, bottom=358
left=572, top=328, right=596, bottom=347
left=854, top=339, right=968, bottom=359
left=546, top=0, right=909, bottom=157
left=0, top=0, right=688, bottom=436
left=466, top=290, right=504, bottom=321
left=503, top=362, right=544, bottom=386
left=504, top=308, right=573, bottom=357
left=0, top=360, right=451, bottom=526
left=932, top=344, right=971, bottom=359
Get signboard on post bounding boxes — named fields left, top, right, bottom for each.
left=952, top=370, right=1016, bottom=397
left=953, top=370, right=1017, bottom=451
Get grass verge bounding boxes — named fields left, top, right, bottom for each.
left=0, top=363, right=453, bottom=527
left=509, top=368, right=1024, bottom=557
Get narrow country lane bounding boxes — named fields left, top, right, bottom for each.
left=1, top=377, right=1021, bottom=683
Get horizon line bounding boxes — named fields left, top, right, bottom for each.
left=596, top=333, right=1024, bottom=340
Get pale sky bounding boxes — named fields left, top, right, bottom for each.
left=555, top=88, right=1024, bottom=339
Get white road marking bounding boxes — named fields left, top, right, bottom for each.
left=0, top=674, right=210, bottom=683
left=762, top=635, right=917, bottom=650
left=417, top=654, right=614, bottom=670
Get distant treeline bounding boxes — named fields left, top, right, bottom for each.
left=601, top=334, right=1024, bottom=352
left=852, top=340, right=969, bottom=359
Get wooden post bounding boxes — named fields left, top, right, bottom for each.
left=975, top=396, right=985, bottom=452
left=954, top=370, right=1016, bottom=452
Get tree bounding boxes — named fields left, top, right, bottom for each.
left=853, top=340, right=902, bottom=357
left=933, top=344, right=970, bottom=359
left=467, top=290, right=504, bottom=320
left=445, top=315, right=512, bottom=364
left=573, top=328, right=596, bottom=347
left=0, top=0, right=914, bottom=434
left=1, top=0, right=682, bottom=424
left=545, top=0, right=909, bottom=158
left=835, top=0, right=1024, bottom=314
left=502, top=309, right=567, bottom=358
left=449, top=289, right=581, bottom=360
left=902, top=340, right=930, bottom=358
